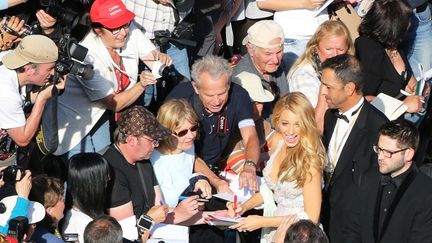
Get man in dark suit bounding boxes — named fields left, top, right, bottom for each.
left=319, top=54, right=388, bottom=243
left=344, top=119, right=432, bottom=243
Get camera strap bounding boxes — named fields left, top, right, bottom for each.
left=110, top=49, right=131, bottom=121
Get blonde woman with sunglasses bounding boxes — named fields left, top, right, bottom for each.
left=150, top=99, right=212, bottom=208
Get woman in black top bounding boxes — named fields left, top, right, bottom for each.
left=355, top=0, right=424, bottom=113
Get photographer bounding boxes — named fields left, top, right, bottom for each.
left=0, top=163, right=32, bottom=235
left=0, top=35, right=63, bottom=162
left=54, top=0, right=172, bottom=158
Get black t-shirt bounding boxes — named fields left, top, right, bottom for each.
left=104, top=145, right=158, bottom=218
left=167, top=82, right=253, bottom=166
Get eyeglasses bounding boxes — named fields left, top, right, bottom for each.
left=142, top=136, right=160, bottom=147
left=373, top=145, right=409, bottom=158
left=106, top=21, right=131, bottom=35
left=173, top=124, right=199, bottom=137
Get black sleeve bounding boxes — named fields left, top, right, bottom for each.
left=108, top=168, right=132, bottom=208
left=355, top=36, right=387, bottom=96
left=342, top=177, right=364, bottom=243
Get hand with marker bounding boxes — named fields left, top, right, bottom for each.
left=226, top=195, right=245, bottom=218
left=172, top=195, right=202, bottom=223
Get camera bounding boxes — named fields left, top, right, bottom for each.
left=8, top=216, right=29, bottom=242
left=152, top=60, right=184, bottom=83
left=137, top=214, right=154, bottom=233
left=63, top=233, right=79, bottom=242
left=51, top=30, right=94, bottom=83
left=2, top=165, right=25, bottom=184
left=39, top=0, right=79, bottom=29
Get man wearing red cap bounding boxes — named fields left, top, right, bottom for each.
left=54, top=0, right=173, bottom=158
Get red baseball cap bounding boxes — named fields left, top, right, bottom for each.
left=90, top=0, right=135, bottom=29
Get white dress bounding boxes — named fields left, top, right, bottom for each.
left=261, top=140, right=309, bottom=242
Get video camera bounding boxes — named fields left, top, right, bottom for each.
left=51, top=29, right=94, bottom=83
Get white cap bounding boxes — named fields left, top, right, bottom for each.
left=0, top=196, right=46, bottom=225
left=233, top=72, right=275, bottom=103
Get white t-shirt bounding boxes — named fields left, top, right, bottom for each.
left=246, top=0, right=274, bottom=19
left=0, top=62, right=27, bottom=129
left=62, top=208, right=93, bottom=243
left=150, top=147, right=195, bottom=207
left=273, top=8, right=328, bottom=39
left=55, top=22, right=156, bottom=155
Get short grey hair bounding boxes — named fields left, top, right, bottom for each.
left=191, top=55, right=232, bottom=87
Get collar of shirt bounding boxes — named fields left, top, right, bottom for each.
left=340, top=97, right=365, bottom=122
left=384, top=164, right=412, bottom=189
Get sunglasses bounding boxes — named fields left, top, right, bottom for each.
left=173, top=124, right=199, bottom=137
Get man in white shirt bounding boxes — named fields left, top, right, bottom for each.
left=0, top=35, right=61, bottom=164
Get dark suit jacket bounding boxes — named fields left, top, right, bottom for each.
left=321, top=101, right=388, bottom=243
left=344, top=165, right=432, bottom=243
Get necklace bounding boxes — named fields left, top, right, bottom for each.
left=386, top=49, right=399, bottom=59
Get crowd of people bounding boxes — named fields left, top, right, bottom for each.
left=0, top=0, right=432, bottom=242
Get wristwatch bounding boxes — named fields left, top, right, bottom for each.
left=244, top=160, right=256, bottom=168
left=137, top=214, right=155, bottom=233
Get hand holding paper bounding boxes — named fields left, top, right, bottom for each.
left=229, top=215, right=263, bottom=232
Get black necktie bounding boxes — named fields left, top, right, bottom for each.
left=335, top=112, right=349, bottom=123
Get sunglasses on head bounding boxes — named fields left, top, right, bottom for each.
left=173, top=124, right=199, bottom=137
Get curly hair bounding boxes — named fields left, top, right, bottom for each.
left=271, top=93, right=327, bottom=187
left=358, top=0, right=412, bottom=49
left=289, top=20, right=355, bottom=76
left=156, top=99, right=198, bottom=154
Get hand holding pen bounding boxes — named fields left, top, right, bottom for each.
left=226, top=195, right=243, bottom=218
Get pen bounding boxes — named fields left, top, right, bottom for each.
left=178, top=196, right=209, bottom=202
left=400, top=89, right=425, bottom=103
left=233, top=195, right=238, bottom=217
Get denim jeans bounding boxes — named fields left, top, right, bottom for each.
left=167, top=43, right=191, bottom=80
left=143, top=43, right=190, bottom=106
left=282, top=38, right=309, bottom=71
left=404, top=4, right=432, bottom=79
left=404, top=5, right=432, bottom=124
left=62, top=115, right=111, bottom=160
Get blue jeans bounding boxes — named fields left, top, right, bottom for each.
left=143, top=43, right=190, bottom=106
left=404, top=4, right=432, bottom=78
left=62, top=114, right=111, bottom=160
left=282, top=38, right=309, bottom=71
left=167, top=43, right=191, bottom=80
left=404, top=5, right=432, bottom=124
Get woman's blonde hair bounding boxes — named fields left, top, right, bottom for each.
left=288, top=20, right=355, bottom=77
left=271, top=92, right=327, bottom=187
left=157, top=99, right=198, bottom=154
